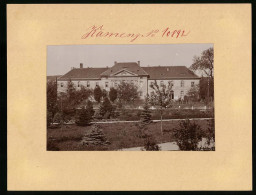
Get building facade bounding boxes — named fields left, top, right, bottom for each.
left=57, top=61, right=200, bottom=100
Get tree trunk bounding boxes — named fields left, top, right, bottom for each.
left=160, top=108, right=163, bottom=135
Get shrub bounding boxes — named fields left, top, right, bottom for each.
left=99, top=97, right=113, bottom=117
left=75, top=106, right=91, bottom=126
left=47, top=111, right=53, bottom=127
left=109, top=87, right=118, bottom=102
left=143, top=137, right=161, bottom=151
left=86, top=100, right=94, bottom=119
left=173, top=119, right=203, bottom=150
left=140, top=96, right=152, bottom=124
left=94, top=86, right=102, bottom=103
left=53, top=112, right=62, bottom=123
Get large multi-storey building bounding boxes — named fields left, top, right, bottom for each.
left=57, top=61, right=200, bottom=100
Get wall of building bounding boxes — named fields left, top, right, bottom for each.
left=57, top=80, right=102, bottom=94
left=57, top=78, right=199, bottom=100
left=148, top=79, right=200, bottom=100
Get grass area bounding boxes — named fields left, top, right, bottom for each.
left=47, top=119, right=211, bottom=151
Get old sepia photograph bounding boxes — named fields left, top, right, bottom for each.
left=47, top=44, right=214, bottom=151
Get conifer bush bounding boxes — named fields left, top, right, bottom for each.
left=140, top=96, right=152, bottom=125
left=75, top=106, right=91, bottom=126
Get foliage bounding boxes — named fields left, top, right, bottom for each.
left=102, top=89, right=108, bottom=98
left=199, top=77, right=214, bottom=100
left=58, top=82, right=92, bottom=111
left=66, top=79, right=77, bottom=101
left=109, top=87, right=118, bottom=102
left=140, top=95, right=152, bottom=124
left=47, top=80, right=58, bottom=125
left=190, top=47, right=214, bottom=78
left=75, top=106, right=91, bottom=126
left=143, top=137, right=161, bottom=151
left=99, top=97, right=113, bottom=118
left=149, top=80, right=173, bottom=134
left=47, top=111, right=53, bottom=127
left=86, top=100, right=94, bottom=119
left=94, top=86, right=103, bottom=103
left=149, top=81, right=173, bottom=109
left=173, top=119, right=203, bottom=151
left=186, top=85, right=200, bottom=102
left=206, top=119, right=215, bottom=143
left=117, top=81, right=139, bottom=103
left=53, top=112, right=62, bottom=123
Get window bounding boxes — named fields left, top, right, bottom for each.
left=131, top=80, right=134, bottom=85
left=191, top=82, right=194, bottom=87
left=180, top=91, right=184, bottom=99
left=140, top=81, right=143, bottom=86
left=96, top=82, right=99, bottom=87
left=181, top=80, right=184, bottom=87
left=114, top=81, right=118, bottom=88
left=87, top=81, right=90, bottom=87
left=160, top=81, right=164, bottom=87
left=61, top=83, right=63, bottom=87
left=105, top=82, right=109, bottom=88
left=168, top=80, right=174, bottom=87
left=78, top=82, right=80, bottom=87
left=170, top=90, right=174, bottom=99
left=139, top=91, right=143, bottom=96
left=150, top=81, right=154, bottom=87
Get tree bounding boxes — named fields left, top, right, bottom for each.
left=149, top=80, right=173, bottom=134
left=94, top=86, right=103, bottom=103
left=173, top=119, right=203, bottom=151
left=117, top=81, right=139, bottom=103
left=140, top=95, right=152, bottom=125
left=75, top=106, right=91, bottom=126
left=190, top=47, right=214, bottom=78
left=199, top=77, right=214, bottom=101
left=47, top=80, right=58, bottom=126
left=99, top=97, right=113, bottom=118
left=86, top=100, right=94, bottom=119
left=109, top=87, right=118, bottom=102
left=102, top=89, right=108, bottom=98
left=66, top=79, right=76, bottom=101
left=186, top=85, right=200, bottom=102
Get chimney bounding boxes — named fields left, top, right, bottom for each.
left=114, top=61, right=117, bottom=65
left=80, top=63, right=83, bottom=68
left=137, top=61, right=140, bottom=66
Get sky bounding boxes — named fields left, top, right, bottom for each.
left=47, top=44, right=213, bottom=76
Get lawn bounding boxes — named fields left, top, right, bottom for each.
left=47, top=119, right=212, bottom=151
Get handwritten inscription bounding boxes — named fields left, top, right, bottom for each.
left=81, top=25, right=190, bottom=42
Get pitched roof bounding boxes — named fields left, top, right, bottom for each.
left=47, top=75, right=62, bottom=82
left=142, top=66, right=199, bottom=79
left=57, top=63, right=199, bottom=80
left=100, top=62, right=148, bottom=76
left=59, top=67, right=108, bottom=80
